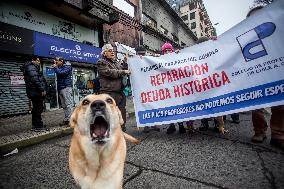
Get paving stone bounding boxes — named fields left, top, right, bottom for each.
left=124, top=170, right=216, bottom=189
left=127, top=131, right=272, bottom=189
left=260, top=151, right=284, bottom=189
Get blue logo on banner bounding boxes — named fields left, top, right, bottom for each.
left=34, top=32, right=101, bottom=64
left=236, top=22, right=276, bottom=62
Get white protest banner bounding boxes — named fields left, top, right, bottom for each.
left=129, top=0, right=284, bottom=127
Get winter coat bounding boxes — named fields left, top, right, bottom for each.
left=53, top=62, right=72, bottom=91
left=21, top=62, right=47, bottom=98
left=97, top=57, right=128, bottom=93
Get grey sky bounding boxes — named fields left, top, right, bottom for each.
left=203, top=0, right=255, bottom=35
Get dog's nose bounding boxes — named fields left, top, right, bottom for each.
left=91, top=100, right=106, bottom=111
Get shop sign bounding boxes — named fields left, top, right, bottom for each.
left=10, top=75, right=25, bottom=85
left=34, top=32, right=101, bottom=64
left=0, top=22, right=33, bottom=54
left=46, top=67, right=55, bottom=77
left=0, top=1, right=98, bottom=44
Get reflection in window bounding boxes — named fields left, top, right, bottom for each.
left=190, top=12, right=195, bottom=20
left=160, top=25, right=168, bottom=35
left=191, top=22, right=196, bottom=29
left=142, top=13, right=157, bottom=28
left=181, top=14, right=188, bottom=21
left=172, top=33, right=179, bottom=42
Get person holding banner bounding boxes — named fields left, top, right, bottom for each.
left=193, top=36, right=226, bottom=134
left=136, top=45, right=161, bottom=133
left=97, top=44, right=130, bottom=132
left=160, top=42, right=187, bottom=134
left=247, top=0, right=284, bottom=150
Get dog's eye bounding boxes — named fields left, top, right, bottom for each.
left=106, top=98, right=113, bottom=104
left=82, top=99, right=90, bottom=105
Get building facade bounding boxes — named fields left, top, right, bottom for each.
left=180, top=0, right=216, bottom=38
left=0, top=0, right=119, bottom=116
left=103, top=0, right=142, bottom=60
left=103, top=0, right=142, bottom=48
left=141, top=0, right=197, bottom=53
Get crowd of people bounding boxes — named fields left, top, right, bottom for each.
left=21, top=1, right=283, bottom=151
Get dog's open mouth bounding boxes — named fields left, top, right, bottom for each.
left=90, top=114, right=110, bottom=144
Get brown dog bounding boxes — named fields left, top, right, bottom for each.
left=69, top=94, right=139, bottom=189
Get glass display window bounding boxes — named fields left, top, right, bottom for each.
left=42, top=61, right=59, bottom=109
left=73, top=67, right=96, bottom=105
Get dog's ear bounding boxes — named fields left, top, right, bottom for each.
left=116, top=106, right=124, bottom=126
left=70, top=107, right=79, bottom=128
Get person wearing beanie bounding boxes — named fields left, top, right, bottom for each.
left=246, top=1, right=284, bottom=150
left=97, top=44, right=130, bottom=132
left=160, top=42, right=187, bottom=134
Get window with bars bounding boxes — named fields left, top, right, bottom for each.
left=190, top=12, right=195, bottom=20
left=191, top=22, right=196, bottom=29
left=142, top=13, right=157, bottom=29
left=181, top=14, right=188, bottom=21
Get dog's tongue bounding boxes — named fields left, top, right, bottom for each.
left=94, top=125, right=107, bottom=137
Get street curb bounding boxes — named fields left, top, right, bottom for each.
left=0, top=127, right=73, bottom=156
left=0, top=111, right=136, bottom=156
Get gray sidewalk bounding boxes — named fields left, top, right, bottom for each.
left=0, top=97, right=135, bottom=156
left=1, top=101, right=284, bottom=188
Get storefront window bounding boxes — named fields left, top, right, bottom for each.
left=73, top=67, right=96, bottom=105
left=42, top=62, right=59, bottom=109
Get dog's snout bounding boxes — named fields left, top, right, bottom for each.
left=91, top=100, right=106, bottom=111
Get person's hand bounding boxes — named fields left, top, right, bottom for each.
left=124, top=70, right=131, bottom=75
left=123, top=53, right=129, bottom=62
left=210, top=36, right=217, bottom=41
left=42, top=91, right=46, bottom=96
left=52, top=60, right=58, bottom=68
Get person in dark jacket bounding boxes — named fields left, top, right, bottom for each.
left=97, top=44, right=130, bottom=131
left=52, top=57, right=73, bottom=126
left=21, top=56, right=49, bottom=132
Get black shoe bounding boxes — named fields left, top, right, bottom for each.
left=213, top=126, right=219, bottom=132
left=232, top=120, right=240, bottom=124
left=179, top=125, right=186, bottom=134
left=60, top=121, right=69, bottom=126
left=199, top=121, right=209, bottom=131
left=270, top=139, right=284, bottom=150
left=143, top=126, right=150, bottom=133
left=152, top=126, right=160, bottom=132
left=199, top=126, right=209, bottom=131
left=166, top=124, right=176, bottom=134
